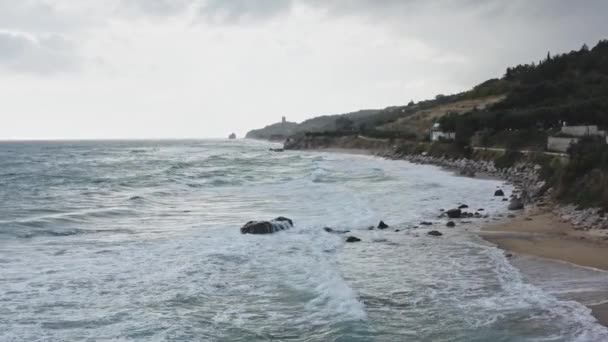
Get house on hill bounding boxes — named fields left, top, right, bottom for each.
left=430, top=123, right=455, bottom=142
left=547, top=123, right=607, bottom=152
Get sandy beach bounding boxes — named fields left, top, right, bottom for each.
left=480, top=208, right=608, bottom=326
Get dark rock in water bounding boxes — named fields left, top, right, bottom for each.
left=505, top=253, right=513, bottom=258
left=346, top=236, right=361, bottom=243
left=394, top=229, right=400, bottom=232
left=447, top=209, right=461, bottom=219
left=502, top=198, right=509, bottom=202
left=275, top=216, right=293, bottom=226
left=508, top=198, right=524, bottom=211
left=269, top=148, right=284, bottom=152
left=240, top=217, right=293, bottom=234
left=477, top=208, right=484, bottom=211
left=494, top=189, right=505, bottom=196
left=324, top=227, right=350, bottom=234
left=420, top=221, right=433, bottom=226
left=507, top=214, right=516, bottom=218
left=439, top=209, right=445, bottom=212
left=458, top=204, right=469, bottom=209
left=446, top=221, right=456, bottom=227
left=378, top=221, right=389, bottom=229
left=367, top=226, right=375, bottom=230
left=427, top=230, right=443, bottom=237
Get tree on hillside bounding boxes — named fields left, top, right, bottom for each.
left=335, top=116, right=355, bottom=132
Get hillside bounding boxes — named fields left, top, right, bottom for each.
left=245, top=121, right=298, bottom=140
left=260, top=39, right=608, bottom=208
left=245, top=109, right=381, bottom=140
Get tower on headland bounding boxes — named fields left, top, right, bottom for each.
left=282, top=116, right=286, bottom=124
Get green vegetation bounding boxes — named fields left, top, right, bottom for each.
left=555, top=137, right=608, bottom=208
left=439, top=40, right=608, bottom=148
left=252, top=39, right=608, bottom=208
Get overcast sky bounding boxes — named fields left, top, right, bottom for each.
left=1, top=0, right=607, bottom=139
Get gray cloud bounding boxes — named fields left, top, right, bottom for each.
left=199, top=0, right=293, bottom=23
left=120, top=0, right=196, bottom=17
left=0, top=0, right=607, bottom=80
left=0, top=31, right=79, bottom=74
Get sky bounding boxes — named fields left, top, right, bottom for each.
left=1, top=0, right=607, bottom=139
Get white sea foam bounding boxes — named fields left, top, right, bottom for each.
left=0, top=140, right=606, bottom=341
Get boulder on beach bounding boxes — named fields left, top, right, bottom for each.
left=240, top=217, right=293, bottom=234
left=378, top=221, right=389, bottom=229
left=427, top=230, right=443, bottom=236
left=346, top=236, right=361, bottom=243
left=447, top=209, right=462, bottom=219
left=508, top=198, right=524, bottom=211
left=446, top=221, right=456, bottom=227
left=494, top=189, right=505, bottom=196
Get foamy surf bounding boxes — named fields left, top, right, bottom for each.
left=0, top=139, right=606, bottom=341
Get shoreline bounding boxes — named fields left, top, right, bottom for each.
left=480, top=207, right=608, bottom=326
left=294, top=145, right=608, bottom=328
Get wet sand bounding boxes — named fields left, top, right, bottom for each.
left=480, top=209, right=608, bottom=326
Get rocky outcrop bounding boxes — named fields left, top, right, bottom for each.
left=447, top=209, right=462, bottom=218
left=494, top=189, right=505, bottom=196
left=428, top=230, right=443, bottom=236
left=555, top=205, right=608, bottom=231
left=346, top=236, right=361, bottom=243
left=240, top=217, right=294, bottom=234
left=446, top=221, right=456, bottom=227
left=378, top=221, right=389, bottom=229
left=508, top=198, right=524, bottom=211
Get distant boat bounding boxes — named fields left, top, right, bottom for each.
left=229, top=133, right=237, bottom=139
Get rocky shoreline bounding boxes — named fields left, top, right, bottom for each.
left=283, top=137, right=608, bottom=233
left=378, top=150, right=608, bottom=232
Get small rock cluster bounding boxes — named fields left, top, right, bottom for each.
left=382, top=150, right=608, bottom=231
left=554, top=205, right=608, bottom=231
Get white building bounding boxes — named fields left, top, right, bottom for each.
left=430, top=123, right=455, bottom=142
left=560, top=124, right=606, bottom=137
left=547, top=124, right=607, bottom=152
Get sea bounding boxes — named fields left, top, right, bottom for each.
left=1, top=139, right=608, bottom=341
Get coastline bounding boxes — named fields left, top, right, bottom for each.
left=480, top=207, right=608, bottom=326
left=293, top=145, right=608, bottom=328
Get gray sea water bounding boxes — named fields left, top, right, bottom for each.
left=1, top=139, right=608, bottom=341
